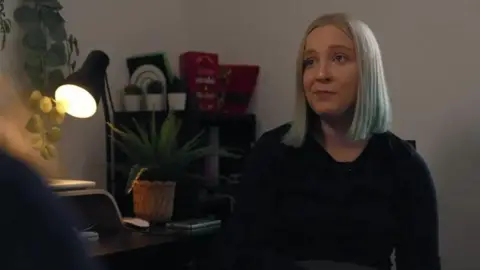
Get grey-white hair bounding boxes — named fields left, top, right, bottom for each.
left=283, top=13, right=392, bottom=147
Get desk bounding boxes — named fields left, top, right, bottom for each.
left=90, top=227, right=219, bottom=270
left=58, top=189, right=222, bottom=269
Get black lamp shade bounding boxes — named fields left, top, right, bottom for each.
left=63, top=50, right=110, bottom=104
left=55, top=50, right=110, bottom=118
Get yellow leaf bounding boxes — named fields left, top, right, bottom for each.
left=49, top=109, right=65, bottom=125
left=39, top=97, right=53, bottom=113
left=25, top=114, right=44, bottom=133
left=45, top=144, right=57, bottom=159
left=55, top=101, right=67, bottom=115
left=31, top=134, right=43, bottom=150
left=29, top=90, right=43, bottom=111
left=46, top=127, right=61, bottom=143
left=40, top=147, right=50, bottom=160
left=29, top=90, right=42, bottom=102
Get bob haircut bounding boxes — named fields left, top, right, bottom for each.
left=283, top=13, right=392, bottom=147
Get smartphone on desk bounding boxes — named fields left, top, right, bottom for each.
left=166, top=218, right=221, bottom=230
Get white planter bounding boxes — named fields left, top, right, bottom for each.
left=123, top=95, right=142, bottom=112
left=146, top=93, right=165, bottom=111
left=168, top=93, right=187, bottom=111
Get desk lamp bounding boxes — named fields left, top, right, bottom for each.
left=54, top=50, right=115, bottom=192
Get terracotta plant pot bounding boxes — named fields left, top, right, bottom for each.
left=132, top=180, right=176, bottom=223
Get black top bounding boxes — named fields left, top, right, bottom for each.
left=219, top=124, right=440, bottom=270
left=0, top=151, right=99, bottom=270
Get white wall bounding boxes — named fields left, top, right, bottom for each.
left=187, top=1, right=480, bottom=269
left=3, top=0, right=479, bottom=269
left=1, top=2, right=23, bottom=90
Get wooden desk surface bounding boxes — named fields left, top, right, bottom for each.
left=89, top=226, right=220, bottom=257
left=89, top=231, right=175, bottom=257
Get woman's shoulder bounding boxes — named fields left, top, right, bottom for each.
left=248, top=123, right=292, bottom=162
left=379, top=131, right=416, bottom=154
left=378, top=131, right=430, bottom=174
left=257, top=123, right=291, bottom=144
left=379, top=131, right=416, bottom=155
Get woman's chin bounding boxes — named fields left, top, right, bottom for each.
left=310, top=106, right=345, bottom=116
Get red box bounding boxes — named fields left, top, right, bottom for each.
left=218, top=65, right=260, bottom=114
left=179, top=52, right=220, bottom=112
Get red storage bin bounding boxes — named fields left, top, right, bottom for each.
left=219, top=65, right=260, bottom=114
left=179, top=52, right=220, bottom=112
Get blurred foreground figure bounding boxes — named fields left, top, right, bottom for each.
left=0, top=78, right=99, bottom=269
left=0, top=150, right=100, bottom=270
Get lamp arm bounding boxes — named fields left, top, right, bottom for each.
left=102, top=75, right=115, bottom=193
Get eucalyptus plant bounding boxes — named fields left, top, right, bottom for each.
left=25, top=90, right=65, bottom=160
left=108, top=112, right=240, bottom=194
left=14, top=0, right=79, bottom=96
left=0, top=0, right=12, bottom=50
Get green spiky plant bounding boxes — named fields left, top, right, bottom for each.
left=14, top=0, right=79, bottom=96
left=25, top=90, right=65, bottom=160
left=108, top=112, right=240, bottom=194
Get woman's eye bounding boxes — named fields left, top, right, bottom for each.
left=303, top=58, right=314, bottom=68
left=333, top=54, right=347, bottom=63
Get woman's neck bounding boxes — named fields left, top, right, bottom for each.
left=314, top=115, right=368, bottom=162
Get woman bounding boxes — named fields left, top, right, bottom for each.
left=219, top=13, right=440, bottom=270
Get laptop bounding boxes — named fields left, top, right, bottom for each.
left=48, top=179, right=96, bottom=191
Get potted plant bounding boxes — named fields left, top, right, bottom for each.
left=122, top=84, right=143, bottom=112
left=145, top=80, right=166, bottom=111
left=167, top=76, right=187, bottom=111
left=108, top=112, right=239, bottom=223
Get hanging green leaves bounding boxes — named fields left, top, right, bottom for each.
left=47, top=68, right=65, bottom=91
left=66, top=34, right=79, bottom=73
left=45, top=42, right=66, bottom=66
left=13, top=6, right=39, bottom=30
left=14, top=0, right=80, bottom=95
left=14, top=0, right=77, bottom=160
left=22, top=27, right=48, bottom=52
left=37, top=0, right=63, bottom=10
left=25, top=62, right=44, bottom=90
left=0, top=0, right=12, bottom=51
left=41, top=7, right=67, bottom=42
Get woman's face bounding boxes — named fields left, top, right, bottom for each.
left=302, top=25, right=358, bottom=117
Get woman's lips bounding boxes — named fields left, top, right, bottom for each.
left=313, top=90, right=336, bottom=95
left=311, top=90, right=337, bottom=101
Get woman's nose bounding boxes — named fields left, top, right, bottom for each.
left=315, top=62, right=333, bottom=82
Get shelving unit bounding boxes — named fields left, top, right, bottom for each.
left=110, top=110, right=256, bottom=216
